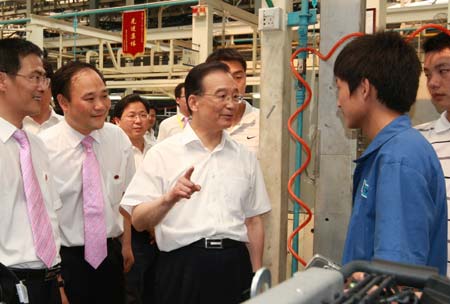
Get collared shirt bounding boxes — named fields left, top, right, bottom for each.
left=121, top=124, right=271, bottom=252
left=144, top=129, right=157, bottom=147
left=227, top=101, right=259, bottom=154
left=416, top=111, right=450, bottom=276
left=157, top=113, right=188, bottom=143
left=39, top=121, right=135, bottom=247
left=132, top=140, right=152, bottom=169
left=0, top=117, right=62, bottom=268
left=342, top=115, right=447, bottom=275
left=23, top=108, right=63, bottom=135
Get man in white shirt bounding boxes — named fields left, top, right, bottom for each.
left=157, top=82, right=190, bottom=142
left=0, top=38, right=64, bottom=304
left=416, top=32, right=450, bottom=277
left=144, top=104, right=157, bottom=147
left=112, top=93, right=158, bottom=304
left=23, top=60, right=63, bottom=134
left=206, top=48, right=259, bottom=153
left=121, top=61, right=271, bottom=304
left=113, top=94, right=152, bottom=168
left=40, top=61, right=135, bottom=304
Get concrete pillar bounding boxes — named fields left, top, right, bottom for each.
left=26, top=0, right=32, bottom=17
left=26, top=22, right=44, bottom=50
left=313, top=0, right=365, bottom=264
left=89, top=0, right=99, bottom=28
left=367, top=0, right=386, bottom=32
left=259, top=0, right=292, bottom=284
left=192, top=5, right=213, bottom=62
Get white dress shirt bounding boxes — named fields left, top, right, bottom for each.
left=144, top=129, right=157, bottom=147
left=0, top=117, right=62, bottom=268
left=39, top=121, right=135, bottom=247
left=132, top=140, right=152, bottom=169
left=416, top=111, right=450, bottom=277
left=23, top=108, right=63, bottom=135
left=227, top=101, right=259, bottom=154
left=157, top=113, right=188, bottom=142
left=121, top=124, right=271, bottom=252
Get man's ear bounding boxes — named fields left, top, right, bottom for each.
left=112, top=117, right=120, bottom=125
left=360, top=78, right=372, bottom=100
left=57, top=94, right=69, bottom=113
left=0, top=72, right=7, bottom=92
left=188, top=95, right=198, bottom=113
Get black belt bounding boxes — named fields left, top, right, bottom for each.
left=190, top=238, right=243, bottom=249
left=9, top=264, right=60, bottom=282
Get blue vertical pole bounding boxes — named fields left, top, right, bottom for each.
left=291, top=0, right=309, bottom=275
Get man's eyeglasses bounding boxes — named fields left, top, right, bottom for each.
left=11, top=73, right=50, bottom=88
left=200, top=93, right=244, bottom=104
left=123, top=113, right=149, bottom=121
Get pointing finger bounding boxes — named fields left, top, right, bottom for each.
left=183, top=166, right=195, bottom=181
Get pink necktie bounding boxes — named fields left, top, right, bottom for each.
left=13, top=130, right=57, bottom=268
left=182, top=116, right=189, bottom=128
left=81, top=136, right=107, bottom=269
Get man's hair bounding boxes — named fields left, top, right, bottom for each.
left=51, top=61, right=105, bottom=102
left=205, top=48, right=247, bottom=72
left=43, top=60, right=54, bottom=79
left=148, top=104, right=157, bottom=113
left=112, top=93, right=149, bottom=120
left=423, top=32, right=450, bottom=54
left=174, top=82, right=184, bottom=99
left=0, top=38, right=43, bottom=75
left=334, top=31, right=421, bottom=113
left=184, top=61, right=230, bottom=114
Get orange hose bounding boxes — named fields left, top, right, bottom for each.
left=287, top=25, right=449, bottom=267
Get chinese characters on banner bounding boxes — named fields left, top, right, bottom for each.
left=122, top=10, right=146, bottom=58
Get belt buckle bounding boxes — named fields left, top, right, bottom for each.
left=45, top=265, right=60, bottom=281
left=205, top=238, right=223, bottom=249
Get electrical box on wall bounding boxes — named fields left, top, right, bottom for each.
left=258, top=7, right=283, bottom=31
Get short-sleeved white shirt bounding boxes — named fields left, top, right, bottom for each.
left=416, top=111, right=450, bottom=277
left=23, top=108, right=63, bottom=135
left=157, top=113, right=188, bottom=143
left=121, top=124, right=271, bottom=252
left=0, top=117, right=62, bottom=268
left=39, top=121, right=135, bottom=247
left=228, top=101, right=259, bottom=154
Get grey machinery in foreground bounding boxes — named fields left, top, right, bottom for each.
left=245, top=258, right=450, bottom=304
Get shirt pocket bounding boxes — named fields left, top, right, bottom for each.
left=219, top=176, right=251, bottom=218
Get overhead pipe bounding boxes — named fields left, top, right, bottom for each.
left=0, top=0, right=198, bottom=26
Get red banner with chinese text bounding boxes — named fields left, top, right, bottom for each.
left=122, top=10, right=146, bottom=58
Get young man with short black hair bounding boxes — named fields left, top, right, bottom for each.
left=335, top=31, right=447, bottom=275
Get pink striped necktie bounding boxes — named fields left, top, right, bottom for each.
left=13, top=129, right=57, bottom=268
left=81, top=136, right=107, bottom=269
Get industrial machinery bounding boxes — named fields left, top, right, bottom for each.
left=246, top=258, right=450, bottom=304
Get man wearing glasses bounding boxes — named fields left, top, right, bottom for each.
left=206, top=48, right=260, bottom=154
left=0, top=38, right=64, bottom=304
left=23, top=60, right=63, bottom=134
left=121, top=61, right=271, bottom=304
left=112, top=93, right=159, bottom=304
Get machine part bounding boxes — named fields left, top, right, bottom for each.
left=305, top=253, right=341, bottom=271
left=250, top=267, right=271, bottom=298
left=244, top=267, right=344, bottom=304
left=246, top=258, right=450, bottom=304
